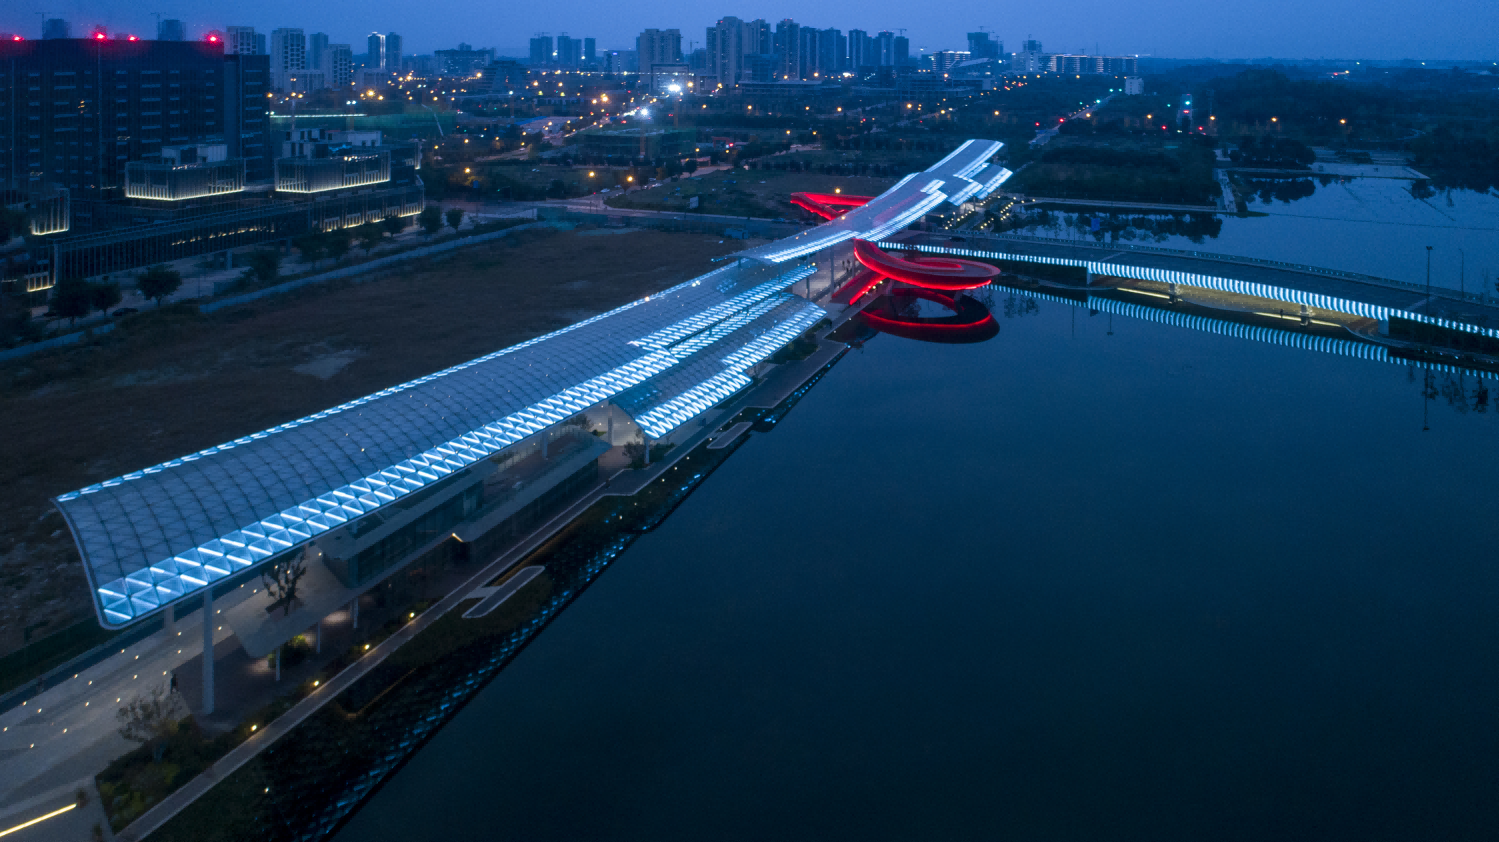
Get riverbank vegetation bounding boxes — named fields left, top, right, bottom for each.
left=1140, top=65, right=1499, bottom=192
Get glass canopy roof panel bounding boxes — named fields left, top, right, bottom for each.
left=734, top=139, right=1004, bottom=264
left=57, top=259, right=818, bottom=627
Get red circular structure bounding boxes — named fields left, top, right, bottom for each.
left=857, top=288, right=999, bottom=344
left=789, top=192, right=874, bottom=221
left=851, top=239, right=999, bottom=291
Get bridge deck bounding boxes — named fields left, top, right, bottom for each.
left=911, top=232, right=1499, bottom=328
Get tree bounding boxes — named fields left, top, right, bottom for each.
left=356, top=221, right=383, bottom=254
left=445, top=207, right=464, bottom=232
left=382, top=215, right=406, bottom=239
left=293, top=231, right=327, bottom=267
left=136, top=264, right=182, bottom=307
left=245, top=249, right=280, bottom=284
left=418, top=206, right=443, bottom=238
left=262, top=554, right=308, bottom=617
left=325, top=229, right=352, bottom=264
left=117, top=683, right=185, bottom=763
left=51, top=277, right=92, bottom=326
left=90, top=281, right=122, bottom=315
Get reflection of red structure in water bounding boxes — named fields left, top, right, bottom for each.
left=789, top=192, right=874, bottom=220
left=857, top=287, right=999, bottom=344
left=851, top=239, right=999, bottom=291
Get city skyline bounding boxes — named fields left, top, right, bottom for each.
left=3, top=0, right=1496, bottom=60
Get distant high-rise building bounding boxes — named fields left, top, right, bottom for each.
left=929, top=50, right=970, bottom=73
left=309, top=32, right=329, bottom=71
left=893, top=35, right=910, bottom=66
left=41, top=19, right=69, bottom=40
left=435, top=43, right=496, bottom=75
left=1019, top=39, right=1044, bottom=72
left=556, top=35, right=580, bottom=67
left=602, top=49, right=637, bottom=74
left=800, top=27, right=821, bottom=79
left=255, top=33, right=266, bottom=55
left=386, top=32, right=402, bottom=71
left=966, top=32, right=1000, bottom=60
left=529, top=35, right=552, bottom=66
left=636, top=28, right=682, bottom=73
left=367, top=32, right=386, bottom=69
left=226, top=26, right=259, bottom=55
left=773, top=19, right=799, bottom=79
left=0, top=39, right=272, bottom=194
left=271, top=28, right=308, bottom=90
left=745, top=53, right=777, bottom=83
left=583, top=38, right=596, bottom=65
left=848, top=29, right=872, bottom=69
left=816, top=28, right=843, bottom=77
left=875, top=31, right=895, bottom=66
left=323, top=43, right=354, bottom=88
left=157, top=19, right=186, bottom=41
left=708, top=16, right=762, bottom=85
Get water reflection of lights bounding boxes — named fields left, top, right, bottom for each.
left=857, top=288, right=999, bottom=344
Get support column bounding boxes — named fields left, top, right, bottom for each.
left=607, top=414, right=614, bottom=446
left=274, top=646, right=281, bottom=682
left=351, top=598, right=359, bottom=629
left=542, top=431, right=549, bottom=459
left=163, top=601, right=176, bottom=636
left=316, top=619, right=322, bottom=654
left=201, top=589, right=215, bottom=715
left=643, top=438, right=651, bottom=466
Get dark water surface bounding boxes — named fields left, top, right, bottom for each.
left=336, top=300, right=1499, bottom=841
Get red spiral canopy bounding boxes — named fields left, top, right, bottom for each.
left=851, top=239, right=998, bottom=291
left=789, top=192, right=874, bottom=220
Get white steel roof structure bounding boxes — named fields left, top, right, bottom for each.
left=57, top=258, right=820, bottom=627
left=56, top=139, right=1008, bottom=628
left=734, top=138, right=1010, bottom=264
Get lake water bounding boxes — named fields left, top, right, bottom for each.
left=1022, top=175, right=1499, bottom=295
left=336, top=293, right=1499, bottom=841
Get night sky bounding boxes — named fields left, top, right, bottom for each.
left=5, top=0, right=1495, bottom=62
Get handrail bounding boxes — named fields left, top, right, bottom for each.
left=958, top=232, right=1492, bottom=306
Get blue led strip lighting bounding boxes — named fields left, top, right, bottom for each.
left=1015, top=285, right=1499, bottom=382
left=70, top=262, right=825, bottom=626
left=905, top=244, right=1499, bottom=342
left=633, top=302, right=826, bottom=437
left=59, top=142, right=1027, bottom=629
left=57, top=275, right=706, bottom=504
left=633, top=267, right=815, bottom=350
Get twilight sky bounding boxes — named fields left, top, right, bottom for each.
left=6, top=0, right=1496, bottom=60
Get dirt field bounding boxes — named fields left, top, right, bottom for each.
left=0, top=226, right=748, bottom=655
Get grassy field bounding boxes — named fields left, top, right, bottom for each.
left=0, top=227, right=746, bottom=657
left=1006, top=137, right=1219, bottom=206
left=604, top=168, right=898, bottom=219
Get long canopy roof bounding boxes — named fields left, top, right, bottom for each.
left=735, top=138, right=1010, bottom=264
left=57, top=139, right=1008, bottom=628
